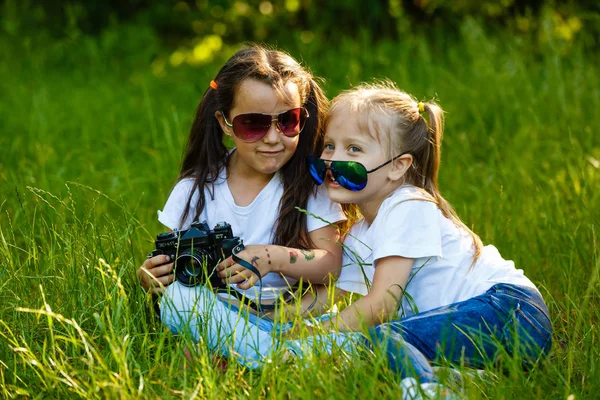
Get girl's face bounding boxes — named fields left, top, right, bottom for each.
left=321, top=111, right=402, bottom=211
left=217, top=78, right=302, bottom=178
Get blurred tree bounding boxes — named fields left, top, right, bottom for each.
left=2, top=0, right=597, bottom=57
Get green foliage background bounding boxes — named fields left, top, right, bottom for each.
left=0, top=0, right=599, bottom=398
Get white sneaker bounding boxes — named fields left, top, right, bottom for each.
left=400, top=377, right=460, bottom=400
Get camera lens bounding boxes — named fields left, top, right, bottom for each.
left=182, top=256, right=202, bottom=277
left=174, top=249, right=215, bottom=287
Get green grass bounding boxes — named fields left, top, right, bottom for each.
left=1, top=17, right=599, bottom=399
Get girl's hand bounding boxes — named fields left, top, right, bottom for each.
left=137, top=255, right=175, bottom=295
left=216, top=245, right=277, bottom=290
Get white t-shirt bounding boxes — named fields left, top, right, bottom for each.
left=158, top=167, right=346, bottom=300
left=336, top=185, right=537, bottom=318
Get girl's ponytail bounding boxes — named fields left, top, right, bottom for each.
left=420, top=102, right=441, bottom=193
left=178, top=83, right=229, bottom=229
left=421, top=102, right=483, bottom=265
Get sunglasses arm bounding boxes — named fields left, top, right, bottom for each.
left=365, top=152, right=412, bottom=173
left=219, top=111, right=234, bottom=127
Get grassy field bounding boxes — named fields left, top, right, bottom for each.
left=1, top=17, right=599, bottom=399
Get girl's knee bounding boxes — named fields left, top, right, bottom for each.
left=502, top=303, right=553, bottom=364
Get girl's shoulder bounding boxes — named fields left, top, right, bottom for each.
left=381, top=185, right=438, bottom=212
left=371, top=186, right=443, bottom=236
left=158, top=178, right=198, bottom=230
left=166, top=177, right=197, bottom=200
left=173, top=166, right=229, bottom=191
left=173, top=176, right=196, bottom=188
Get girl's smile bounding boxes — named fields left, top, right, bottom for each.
left=258, top=149, right=285, bottom=157
left=325, top=170, right=341, bottom=188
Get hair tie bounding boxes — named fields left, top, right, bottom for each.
left=418, top=102, right=425, bottom=113
left=210, top=80, right=218, bottom=90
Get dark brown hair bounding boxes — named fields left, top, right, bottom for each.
left=178, top=45, right=329, bottom=249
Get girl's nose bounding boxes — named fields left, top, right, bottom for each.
left=262, top=117, right=281, bottom=144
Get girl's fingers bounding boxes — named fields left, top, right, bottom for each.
left=138, top=262, right=175, bottom=291
left=225, top=269, right=250, bottom=284
left=155, top=274, right=175, bottom=286
left=150, top=286, right=166, bottom=295
left=147, top=273, right=175, bottom=290
left=217, top=256, right=235, bottom=272
left=218, top=263, right=262, bottom=285
left=144, top=255, right=171, bottom=269
left=152, top=262, right=174, bottom=278
left=140, top=262, right=174, bottom=279
left=237, top=274, right=258, bottom=290
left=218, top=264, right=244, bottom=278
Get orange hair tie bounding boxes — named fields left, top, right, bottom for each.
left=210, top=80, right=218, bottom=90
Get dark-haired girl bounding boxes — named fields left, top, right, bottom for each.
left=137, top=45, right=345, bottom=367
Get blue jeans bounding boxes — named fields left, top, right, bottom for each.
left=367, top=283, right=553, bottom=382
left=160, top=282, right=359, bottom=369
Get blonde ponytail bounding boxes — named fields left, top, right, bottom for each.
left=420, top=102, right=483, bottom=265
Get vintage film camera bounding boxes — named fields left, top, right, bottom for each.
left=148, top=221, right=243, bottom=287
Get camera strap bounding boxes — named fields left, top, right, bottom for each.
left=231, top=252, right=262, bottom=287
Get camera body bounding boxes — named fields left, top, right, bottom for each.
left=149, top=221, right=243, bottom=287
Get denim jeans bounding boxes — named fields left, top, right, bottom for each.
left=162, top=282, right=552, bottom=377
left=161, top=282, right=289, bottom=369
left=160, top=282, right=359, bottom=369
left=366, top=283, right=553, bottom=382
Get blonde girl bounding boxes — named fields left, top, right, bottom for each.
left=298, top=81, right=552, bottom=387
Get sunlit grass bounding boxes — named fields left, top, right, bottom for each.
left=1, top=16, right=599, bottom=398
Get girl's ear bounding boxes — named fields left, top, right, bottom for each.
left=388, top=154, right=413, bottom=182
left=215, top=110, right=232, bottom=136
